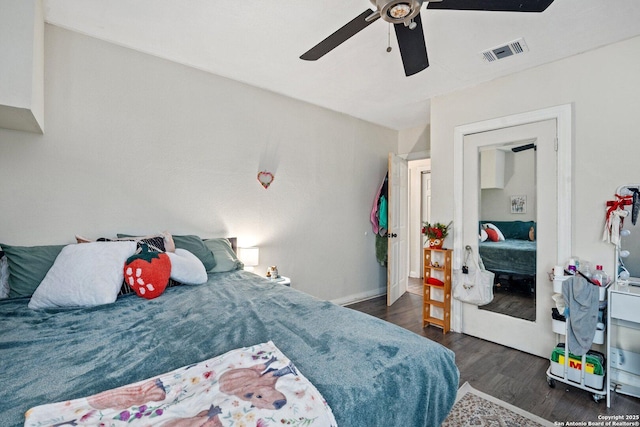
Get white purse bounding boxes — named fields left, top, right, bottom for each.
left=453, top=246, right=494, bottom=306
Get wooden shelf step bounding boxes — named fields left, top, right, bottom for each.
left=424, top=316, right=445, bottom=327
left=425, top=299, right=445, bottom=308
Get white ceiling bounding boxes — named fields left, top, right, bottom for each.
left=43, top=0, right=640, bottom=130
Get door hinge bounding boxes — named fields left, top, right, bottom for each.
left=554, top=137, right=558, bottom=152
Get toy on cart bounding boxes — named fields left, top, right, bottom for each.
left=547, top=344, right=606, bottom=402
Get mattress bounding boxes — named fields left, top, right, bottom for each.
left=479, top=239, right=537, bottom=276
left=0, top=270, right=459, bottom=427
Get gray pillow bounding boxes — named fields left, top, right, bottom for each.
left=1, top=243, right=66, bottom=298
left=172, top=235, right=217, bottom=271
left=0, top=253, right=9, bottom=299
left=203, top=238, right=243, bottom=273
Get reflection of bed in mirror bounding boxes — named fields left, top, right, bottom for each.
left=479, top=220, right=537, bottom=294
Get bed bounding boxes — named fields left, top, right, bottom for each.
left=478, top=220, right=537, bottom=277
left=0, top=236, right=459, bottom=427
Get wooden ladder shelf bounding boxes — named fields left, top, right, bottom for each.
left=423, top=248, right=452, bottom=333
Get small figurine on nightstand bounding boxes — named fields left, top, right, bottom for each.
left=267, top=266, right=279, bottom=279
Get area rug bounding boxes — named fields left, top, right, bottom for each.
left=442, top=382, right=553, bottom=427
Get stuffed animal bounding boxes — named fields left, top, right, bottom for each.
left=123, top=244, right=171, bottom=299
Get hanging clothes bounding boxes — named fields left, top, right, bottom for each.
left=375, top=234, right=387, bottom=267
left=603, top=194, right=631, bottom=244
left=631, top=188, right=640, bottom=225
left=378, top=195, right=388, bottom=236
left=370, top=173, right=388, bottom=235
left=371, top=173, right=388, bottom=266
left=562, top=276, right=599, bottom=356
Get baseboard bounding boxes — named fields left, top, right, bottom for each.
left=332, top=289, right=386, bottom=306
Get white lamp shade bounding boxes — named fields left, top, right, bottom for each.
left=238, top=247, right=259, bottom=266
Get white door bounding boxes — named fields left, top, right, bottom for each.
left=460, top=119, right=557, bottom=357
left=387, top=153, right=409, bottom=306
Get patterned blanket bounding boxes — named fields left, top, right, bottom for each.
left=25, top=341, right=337, bottom=427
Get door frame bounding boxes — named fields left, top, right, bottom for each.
left=451, top=104, right=573, bottom=332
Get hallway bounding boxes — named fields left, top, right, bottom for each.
left=408, top=276, right=422, bottom=295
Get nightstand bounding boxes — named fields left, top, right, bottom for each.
left=272, top=276, right=291, bottom=287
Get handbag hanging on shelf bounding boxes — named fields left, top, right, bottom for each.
left=453, top=245, right=495, bottom=306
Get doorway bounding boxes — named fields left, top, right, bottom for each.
left=408, top=158, right=431, bottom=295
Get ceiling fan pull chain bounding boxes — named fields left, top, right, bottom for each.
left=387, top=23, right=392, bottom=52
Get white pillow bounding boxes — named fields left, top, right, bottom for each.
left=166, top=249, right=207, bottom=285
left=479, top=229, right=488, bottom=242
left=483, top=223, right=506, bottom=241
left=28, top=242, right=137, bottom=309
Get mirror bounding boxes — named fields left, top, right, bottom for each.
left=615, top=185, right=640, bottom=285
left=477, top=140, right=537, bottom=321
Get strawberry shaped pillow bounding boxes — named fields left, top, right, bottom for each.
left=123, top=244, right=171, bottom=299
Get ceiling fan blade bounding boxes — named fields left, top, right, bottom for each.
left=394, top=13, right=429, bottom=76
left=300, top=9, right=380, bottom=61
left=427, top=0, right=554, bottom=12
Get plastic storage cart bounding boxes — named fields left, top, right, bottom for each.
left=546, top=274, right=608, bottom=402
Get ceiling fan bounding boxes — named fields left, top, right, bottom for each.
left=300, top=0, right=555, bottom=76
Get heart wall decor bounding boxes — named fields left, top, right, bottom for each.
left=257, top=171, right=274, bottom=189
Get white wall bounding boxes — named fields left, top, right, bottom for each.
left=0, top=25, right=398, bottom=303
left=0, top=0, right=44, bottom=133
left=481, top=148, right=536, bottom=222
left=432, top=35, right=640, bottom=353
left=398, top=124, right=430, bottom=160
left=431, top=35, right=640, bottom=276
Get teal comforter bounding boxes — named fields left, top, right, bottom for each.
left=0, top=271, right=459, bottom=427
left=479, top=239, right=537, bottom=276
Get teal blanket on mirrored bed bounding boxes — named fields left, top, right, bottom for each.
left=0, top=270, right=459, bottom=427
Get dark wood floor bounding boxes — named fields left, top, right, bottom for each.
left=409, top=277, right=537, bottom=321
left=479, top=288, right=536, bottom=321
left=346, top=292, right=640, bottom=423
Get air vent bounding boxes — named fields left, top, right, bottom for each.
left=481, top=38, right=529, bottom=62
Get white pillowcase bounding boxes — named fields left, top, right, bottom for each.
left=483, top=223, right=506, bottom=241
left=479, top=229, right=488, bottom=242
left=166, top=249, right=207, bottom=285
left=28, top=242, right=137, bottom=309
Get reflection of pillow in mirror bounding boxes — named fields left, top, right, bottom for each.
left=483, top=223, right=505, bottom=241
left=485, top=228, right=500, bottom=242
left=479, top=229, right=488, bottom=242
left=529, top=226, right=535, bottom=241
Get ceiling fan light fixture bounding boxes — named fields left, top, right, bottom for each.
left=375, top=0, right=423, bottom=24
left=389, top=4, right=411, bottom=18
